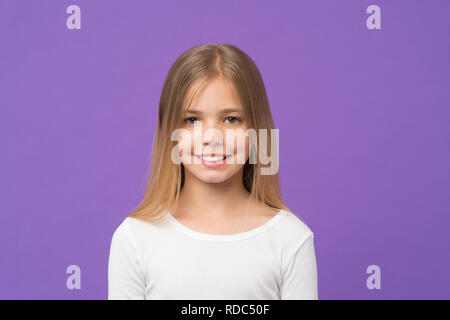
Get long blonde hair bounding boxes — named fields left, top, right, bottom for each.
left=128, top=43, right=290, bottom=223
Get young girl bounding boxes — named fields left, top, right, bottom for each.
left=108, top=43, right=318, bottom=300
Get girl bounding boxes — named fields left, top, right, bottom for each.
left=108, top=43, right=318, bottom=300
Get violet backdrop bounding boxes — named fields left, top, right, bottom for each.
left=0, top=0, right=449, bottom=299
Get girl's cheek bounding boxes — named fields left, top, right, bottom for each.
left=232, top=132, right=249, bottom=164
left=177, top=132, right=193, bottom=161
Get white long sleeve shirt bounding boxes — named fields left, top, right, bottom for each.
left=108, top=209, right=318, bottom=300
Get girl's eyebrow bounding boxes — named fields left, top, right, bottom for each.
left=184, top=107, right=242, bottom=115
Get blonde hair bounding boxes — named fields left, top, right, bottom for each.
left=128, top=43, right=291, bottom=223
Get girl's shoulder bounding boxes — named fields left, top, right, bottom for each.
left=249, top=202, right=313, bottom=237
left=111, top=213, right=170, bottom=243
left=268, top=208, right=315, bottom=248
left=255, top=203, right=312, bottom=232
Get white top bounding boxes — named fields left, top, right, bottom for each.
left=108, top=209, right=318, bottom=300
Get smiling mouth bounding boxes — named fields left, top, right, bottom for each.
left=193, top=154, right=233, bottom=167
left=194, top=154, right=232, bottom=163
left=194, top=154, right=230, bottom=162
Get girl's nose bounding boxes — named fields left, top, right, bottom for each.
left=202, top=130, right=221, bottom=146
left=202, top=125, right=224, bottom=148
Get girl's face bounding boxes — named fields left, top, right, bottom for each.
left=176, top=76, right=250, bottom=184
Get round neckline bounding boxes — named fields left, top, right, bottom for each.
left=166, top=209, right=285, bottom=242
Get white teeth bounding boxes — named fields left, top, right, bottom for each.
left=202, top=155, right=225, bottom=162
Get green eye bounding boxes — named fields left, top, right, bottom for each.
left=185, top=117, right=200, bottom=125
left=225, top=117, right=240, bottom=124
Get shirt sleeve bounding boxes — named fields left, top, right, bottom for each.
left=108, top=219, right=146, bottom=300
left=280, top=232, right=318, bottom=300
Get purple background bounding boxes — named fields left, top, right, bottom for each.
left=1, top=0, right=449, bottom=299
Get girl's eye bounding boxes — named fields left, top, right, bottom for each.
left=225, top=117, right=240, bottom=124
left=184, top=117, right=200, bottom=125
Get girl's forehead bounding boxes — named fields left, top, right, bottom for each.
left=183, top=104, right=244, bottom=114
left=183, top=77, right=244, bottom=113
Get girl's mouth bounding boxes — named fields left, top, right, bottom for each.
left=193, top=154, right=230, bottom=168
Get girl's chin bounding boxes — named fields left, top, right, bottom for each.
left=194, top=175, right=229, bottom=184
left=184, top=165, right=246, bottom=184
left=183, top=169, right=229, bottom=182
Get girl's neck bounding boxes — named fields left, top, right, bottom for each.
left=173, top=170, right=251, bottom=220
